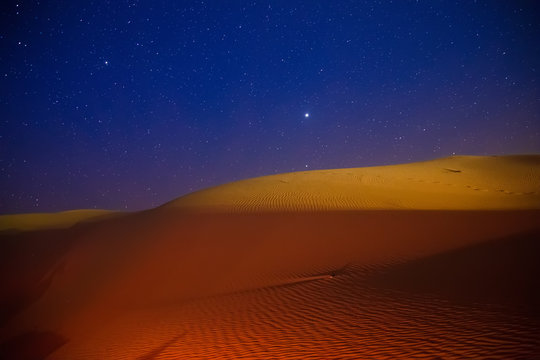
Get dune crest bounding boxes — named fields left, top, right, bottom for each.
left=165, top=155, right=540, bottom=211
left=0, top=209, right=118, bottom=232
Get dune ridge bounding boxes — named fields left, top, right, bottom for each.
left=0, top=155, right=539, bottom=359
left=165, top=155, right=540, bottom=211
left=0, top=209, right=119, bottom=232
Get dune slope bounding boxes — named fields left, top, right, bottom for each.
left=0, top=155, right=539, bottom=359
left=165, top=155, right=540, bottom=211
left=0, top=209, right=118, bottom=232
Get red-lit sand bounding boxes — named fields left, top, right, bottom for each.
left=1, top=155, right=539, bottom=359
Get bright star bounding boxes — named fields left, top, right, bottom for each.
left=104, top=60, right=109, bottom=65
left=304, top=113, right=309, bottom=118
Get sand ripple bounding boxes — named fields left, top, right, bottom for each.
left=51, top=265, right=540, bottom=359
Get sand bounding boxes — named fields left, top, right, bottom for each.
left=0, top=209, right=118, bottom=232
left=0, top=155, right=539, bottom=359
left=164, top=154, right=540, bottom=211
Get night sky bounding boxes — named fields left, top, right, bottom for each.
left=1, top=1, right=539, bottom=213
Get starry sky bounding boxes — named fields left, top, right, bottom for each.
left=1, top=1, right=539, bottom=213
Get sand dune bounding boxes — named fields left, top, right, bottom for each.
left=0, top=155, right=539, bottom=359
left=370, top=229, right=540, bottom=314
left=165, top=155, right=540, bottom=211
left=0, top=209, right=118, bottom=232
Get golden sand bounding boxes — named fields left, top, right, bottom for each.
left=0, top=209, right=117, bottom=232
left=166, top=155, right=540, bottom=211
left=0, top=155, right=539, bottom=359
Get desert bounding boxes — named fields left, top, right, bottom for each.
left=1, top=155, right=539, bottom=359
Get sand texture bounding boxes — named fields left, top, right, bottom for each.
left=0, top=155, right=539, bottom=359
left=165, top=155, right=540, bottom=211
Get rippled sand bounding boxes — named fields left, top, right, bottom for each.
left=1, top=155, right=539, bottom=359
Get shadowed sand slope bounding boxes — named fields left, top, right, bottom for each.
left=165, top=155, right=540, bottom=210
left=0, top=155, right=539, bottom=359
left=369, top=229, right=540, bottom=315
left=0, top=331, right=67, bottom=360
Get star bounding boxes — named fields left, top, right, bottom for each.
left=304, top=113, right=309, bottom=118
